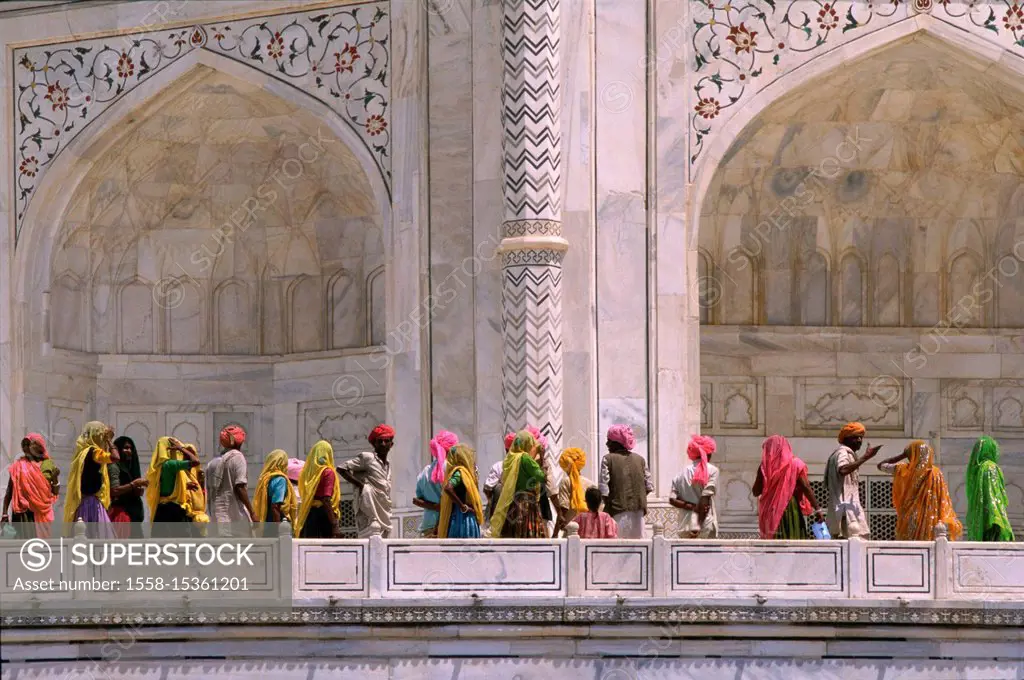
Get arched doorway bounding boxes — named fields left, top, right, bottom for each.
left=691, top=30, right=1024, bottom=537
left=9, top=59, right=394, bottom=519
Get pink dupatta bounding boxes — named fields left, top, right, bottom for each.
left=757, top=435, right=813, bottom=538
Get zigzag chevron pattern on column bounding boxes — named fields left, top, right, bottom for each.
left=501, top=0, right=561, bottom=223
left=501, top=258, right=564, bottom=451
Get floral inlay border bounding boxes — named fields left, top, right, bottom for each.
left=689, top=0, right=1024, bottom=174
left=12, top=1, right=389, bottom=245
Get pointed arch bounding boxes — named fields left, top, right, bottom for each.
left=287, top=274, right=324, bottom=354
left=946, top=248, right=987, bottom=328
left=117, top=277, right=155, bottom=354
left=214, top=278, right=254, bottom=354
left=364, top=265, right=386, bottom=346
left=837, top=249, right=867, bottom=327
left=51, top=271, right=86, bottom=351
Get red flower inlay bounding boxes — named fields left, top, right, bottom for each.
left=1005, top=4, right=1023, bottom=30
left=365, top=114, right=387, bottom=136
left=695, top=97, right=720, bottom=119
left=45, top=83, right=69, bottom=111
left=818, top=3, right=839, bottom=30
left=334, top=43, right=360, bottom=73
left=117, top=52, right=134, bottom=79
left=19, top=156, right=38, bottom=177
left=267, top=31, right=285, bottom=59
left=190, top=29, right=203, bottom=45
left=726, top=23, right=758, bottom=54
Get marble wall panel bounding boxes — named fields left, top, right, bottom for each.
left=295, top=542, right=368, bottom=599
left=669, top=542, right=847, bottom=596
left=865, top=544, right=933, bottom=596
left=583, top=542, right=651, bottom=595
left=797, top=377, right=905, bottom=436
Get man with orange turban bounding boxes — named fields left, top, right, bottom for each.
left=205, top=424, right=254, bottom=537
left=824, top=422, right=879, bottom=538
left=337, top=424, right=395, bottom=537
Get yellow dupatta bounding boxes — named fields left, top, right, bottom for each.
left=145, top=437, right=209, bottom=524
left=892, top=440, right=963, bottom=541
left=252, top=449, right=297, bottom=534
left=489, top=430, right=537, bottom=538
left=294, top=440, right=340, bottom=537
left=559, top=447, right=588, bottom=513
left=63, top=421, right=113, bottom=528
left=437, top=444, right=484, bottom=538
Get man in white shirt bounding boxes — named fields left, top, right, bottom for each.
left=205, top=425, right=254, bottom=537
left=825, top=422, right=880, bottom=539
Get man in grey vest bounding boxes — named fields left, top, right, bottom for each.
left=599, top=424, right=653, bottom=538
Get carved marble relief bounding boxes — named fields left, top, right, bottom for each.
left=13, top=1, right=391, bottom=243
left=945, top=380, right=1024, bottom=434
left=798, top=378, right=905, bottom=435
left=701, top=377, right=763, bottom=435
left=301, top=397, right=385, bottom=460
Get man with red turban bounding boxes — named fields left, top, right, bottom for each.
left=824, top=422, right=879, bottom=539
left=337, top=424, right=395, bottom=537
left=205, top=424, right=254, bottom=537
left=669, top=434, right=719, bottom=538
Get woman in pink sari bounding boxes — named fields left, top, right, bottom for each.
left=753, top=435, right=824, bottom=539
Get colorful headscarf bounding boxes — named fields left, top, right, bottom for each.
left=504, top=432, right=516, bottom=452
left=687, top=434, right=717, bottom=487
left=525, top=425, right=549, bottom=452
left=368, top=424, right=395, bottom=446
left=559, top=448, right=588, bottom=513
left=757, top=435, right=813, bottom=539
left=607, top=424, right=636, bottom=451
left=892, top=440, right=963, bottom=541
left=490, top=430, right=540, bottom=537
left=63, top=421, right=114, bottom=527
left=145, top=436, right=209, bottom=525
left=438, top=444, right=485, bottom=538
left=23, top=433, right=49, bottom=460
left=287, top=457, right=304, bottom=483
left=429, top=430, right=459, bottom=484
left=252, top=450, right=297, bottom=534
left=219, top=425, right=246, bottom=450
left=965, top=437, right=1014, bottom=542
left=838, top=422, right=866, bottom=442
left=7, top=455, right=57, bottom=528
left=295, top=440, right=340, bottom=537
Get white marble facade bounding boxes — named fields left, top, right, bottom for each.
left=0, top=0, right=1022, bottom=535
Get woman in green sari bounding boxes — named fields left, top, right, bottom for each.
left=490, top=430, right=548, bottom=538
left=966, top=437, right=1014, bottom=542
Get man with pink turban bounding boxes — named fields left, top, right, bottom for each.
left=599, top=424, right=653, bottom=538
left=205, top=424, right=254, bottom=537
left=669, top=434, right=719, bottom=538
left=413, top=430, right=458, bottom=537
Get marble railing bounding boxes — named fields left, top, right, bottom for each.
left=292, top=525, right=1023, bottom=603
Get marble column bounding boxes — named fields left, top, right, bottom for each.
left=499, top=0, right=567, bottom=451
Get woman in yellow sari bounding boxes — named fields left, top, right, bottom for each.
left=438, top=444, right=484, bottom=538
left=294, top=440, right=341, bottom=538
left=878, top=440, right=962, bottom=541
left=63, top=421, right=118, bottom=537
left=146, top=436, right=208, bottom=538
left=252, top=450, right=297, bottom=536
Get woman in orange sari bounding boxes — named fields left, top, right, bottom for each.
left=2, top=434, right=58, bottom=538
left=878, top=440, right=962, bottom=541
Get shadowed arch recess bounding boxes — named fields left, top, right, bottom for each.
left=48, top=64, right=386, bottom=356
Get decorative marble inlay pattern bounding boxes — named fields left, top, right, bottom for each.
left=12, top=1, right=390, bottom=244
left=502, top=219, right=563, bottom=238
left=4, top=603, right=1022, bottom=627
left=688, top=0, right=1024, bottom=171
left=501, top=249, right=566, bottom=267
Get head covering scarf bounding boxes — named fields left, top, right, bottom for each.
left=7, top=452, right=57, bottom=527
left=63, top=421, right=113, bottom=526
left=965, top=437, right=1014, bottom=542
left=219, top=425, right=246, bottom=450
left=838, top=422, right=866, bottom=442
left=113, top=435, right=143, bottom=489
left=437, top=444, right=485, bottom=538
left=559, top=447, right=588, bottom=513
left=504, top=433, right=516, bottom=452
left=23, top=433, right=49, bottom=460
left=368, top=424, right=395, bottom=446
left=490, top=430, right=540, bottom=538
left=144, top=437, right=209, bottom=524
left=287, top=457, right=304, bottom=483
left=892, top=440, right=963, bottom=541
left=757, top=435, right=813, bottom=539
left=429, top=430, right=459, bottom=484
left=607, top=424, right=636, bottom=451
left=294, top=440, right=340, bottom=538
left=252, top=450, right=297, bottom=533
left=525, top=425, right=549, bottom=452
left=687, top=434, right=717, bottom=487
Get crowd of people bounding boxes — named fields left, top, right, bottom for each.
left=0, top=419, right=1016, bottom=544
